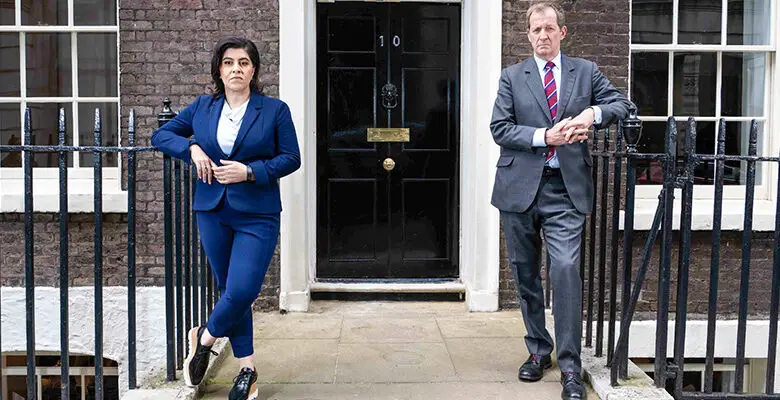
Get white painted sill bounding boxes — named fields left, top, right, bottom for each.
left=0, top=179, right=128, bottom=213
left=619, top=198, right=777, bottom=231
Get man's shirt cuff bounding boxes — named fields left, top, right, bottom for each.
left=533, top=127, right=547, bottom=147
left=592, top=106, right=603, bottom=125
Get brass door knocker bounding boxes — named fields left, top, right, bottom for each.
left=381, top=83, right=398, bottom=109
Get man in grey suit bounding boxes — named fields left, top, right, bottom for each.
left=490, top=3, right=631, bottom=399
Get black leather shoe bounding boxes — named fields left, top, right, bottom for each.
left=561, top=371, right=587, bottom=400
left=183, top=326, right=217, bottom=387
left=229, top=367, right=258, bottom=400
left=518, top=354, right=553, bottom=382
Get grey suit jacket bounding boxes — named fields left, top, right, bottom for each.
left=490, top=55, right=631, bottom=214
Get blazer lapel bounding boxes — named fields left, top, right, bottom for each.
left=556, top=55, right=577, bottom=123
left=228, top=92, right=264, bottom=158
left=208, top=95, right=224, bottom=153
left=524, top=59, right=553, bottom=125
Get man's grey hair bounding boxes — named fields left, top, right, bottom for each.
left=526, top=1, right=566, bottom=29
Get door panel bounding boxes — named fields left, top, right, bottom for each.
left=317, top=2, right=460, bottom=280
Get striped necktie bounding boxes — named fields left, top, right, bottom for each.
left=544, top=61, right=557, bottom=162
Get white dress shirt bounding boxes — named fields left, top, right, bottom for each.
left=217, top=98, right=250, bottom=156
left=530, top=53, right=602, bottom=168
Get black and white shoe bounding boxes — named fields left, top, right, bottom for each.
left=183, top=326, right=217, bottom=387
left=229, top=367, right=258, bottom=400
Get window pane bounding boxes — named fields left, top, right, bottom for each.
left=78, top=102, right=117, bottom=167
left=722, top=53, right=765, bottom=117
left=41, top=375, right=81, bottom=399
left=74, top=0, right=117, bottom=26
left=1, top=2, right=13, bottom=25
left=26, top=33, right=72, bottom=97
left=6, top=375, right=27, bottom=399
left=631, top=52, right=668, bottom=116
left=28, top=103, right=73, bottom=167
left=679, top=0, right=722, bottom=44
left=723, top=121, right=763, bottom=185
left=634, top=121, right=666, bottom=185
left=673, top=53, right=716, bottom=116
left=728, top=0, right=771, bottom=45
left=713, top=370, right=737, bottom=392
left=21, top=0, right=67, bottom=26
left=78, top=34, right=117, bottom=97
left=0, top=103, right=22, bottom=167
left=0, top=33, right=20, bottom=96
left=631, top=0, right=672, bottom=44
left=682, top=120, right=718, bottom=184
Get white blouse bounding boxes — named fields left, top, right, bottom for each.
left=216, top=98, right=249, bottom=155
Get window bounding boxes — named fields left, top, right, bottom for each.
left=630, top=0, right=774, bottom=192
left=633, top=357, right=762, bottom=395
left=0, top=0, right=123, bottom=212
left=2, top=352, right=120, bottom=399
left=628, top=0, right=777, bottom=230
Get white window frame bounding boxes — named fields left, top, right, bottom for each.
left=635, top=359, right=754, bottom=394
left=1, top=352, right=120, bottom=400
left=627, top=0, right=779, bottom=230
left=0, top=0, right=124, bottom=213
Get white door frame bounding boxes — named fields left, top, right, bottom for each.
left=278, top=0, right=502, bottom=312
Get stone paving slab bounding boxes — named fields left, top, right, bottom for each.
left=253, top=314, right=343, bottom=339
left=213, top=339, right=339, bottom=384
left=436, top=316, right=526, bottom=338
left=445, top=337, right=528, bottom=382
left=341, top=317, right=442, bottom=343
left=336, top=342, right=458, bottom=383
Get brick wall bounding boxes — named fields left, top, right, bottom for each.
left=499, top=0, right=631, bottom=308
left=0, top=214, right=139, bottom=286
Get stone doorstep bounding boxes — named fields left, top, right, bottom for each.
left=122, top=336, right=230, bottom=400
left=581, top=346, right=673, bottom=400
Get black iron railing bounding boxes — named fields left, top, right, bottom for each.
left=5, top=100, right=780, bottom=400
left=0, top=100, right=213, bottom=399
left=582, top=111, right=780, bottom=399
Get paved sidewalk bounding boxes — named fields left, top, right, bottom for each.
left=200, top=301, right=598, bottom=399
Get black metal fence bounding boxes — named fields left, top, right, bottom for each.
left=0, top=100, right=212, bottom=400
left=4, top=100, right=780, bottom=400
left=584, top=112, right=780, bottom=399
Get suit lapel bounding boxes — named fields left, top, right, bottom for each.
left=524, top=59, right=553, bottom=125
left=228, top=92, right=264, bottom=158
left=209, top=95, right=224, bottom=153
left=556, top=55, right=577, bottom=123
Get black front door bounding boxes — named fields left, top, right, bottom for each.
left=316, top=2, right=461, bottom=280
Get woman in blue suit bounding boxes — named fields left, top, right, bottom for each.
left=151, top=36, right=301, bottom=400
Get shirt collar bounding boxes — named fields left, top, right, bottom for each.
left=533, top=52, right=562, bottom=73
left=221, top=98, right=250, bottom=119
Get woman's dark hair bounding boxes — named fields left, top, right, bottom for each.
left=210, top=36, right=262, bottom=95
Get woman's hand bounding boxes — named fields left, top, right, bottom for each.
left=213, top=160, right=249, bottom=185
left=190, top=144, right=218, bottom=184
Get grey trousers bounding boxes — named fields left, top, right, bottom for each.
left=501, top=173, right=586, bottom=374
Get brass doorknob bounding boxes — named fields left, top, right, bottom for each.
left=382, top=158, right=395, bottom=171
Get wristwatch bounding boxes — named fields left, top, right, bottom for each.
left=246, top=165, right=255, bottom=183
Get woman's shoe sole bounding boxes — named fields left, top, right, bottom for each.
left=247, top=385, right=258, bottom=400
left=182, top=326, right=200, bottom=387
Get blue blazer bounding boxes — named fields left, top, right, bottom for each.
left=151, top=92, right=301, bottom=214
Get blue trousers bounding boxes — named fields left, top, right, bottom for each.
left=196, top=197, right=279, bottom=358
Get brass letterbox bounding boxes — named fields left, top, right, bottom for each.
left=367, top=128, right=410, bottom=143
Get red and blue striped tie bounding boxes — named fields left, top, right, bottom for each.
left=544, top=61, right=557, bottom=162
